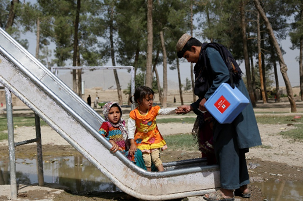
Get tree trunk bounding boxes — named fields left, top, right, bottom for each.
left=206, top=5, right=213, bottom=42
left=190, top=1, right=196, bottom=102
left=256, top=12, right=267, bottom=103
left=5, top=0, right=19, bottom=30
left=72, top=0, right=80, bottom=94
left=300, top=10, right=303, bottom=101
left=145, top=0, right=153, bottom=88
left=35, top=18, right=40, bottom=59
left=300, top=37, right=303, bottom=101
left=77, top=45, right=82, bottom=98
left=240, top=0, right=255, bottom=107
left=269, top=39, right=280, bottom=102
left=134, top=43, right=140, bottom=76
left=273, top=60, right=280, bottom=102
left=261, top=31, right=268, bottom=102
left=159, top=31, right=167, bottom=108
left=250, top=54, right=258, bottom=102
left=109, top=6, right=122, bottom=105
left=129, top=44, right=140, bottom=106
left=254, top=0, right=297, bottom=112
left=177, top=58, right=184, bottom=105
left=77, top=71, right=82, bottom=98
left=153, top=48, right=163, bottom=104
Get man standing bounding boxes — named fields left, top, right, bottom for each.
left=87, top=95, right=91, bottom=106
left=175, top=33, right=262, bottom=201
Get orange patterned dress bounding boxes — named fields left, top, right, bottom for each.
left=129, top=105, right=167, bottom=153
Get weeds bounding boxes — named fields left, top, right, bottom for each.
left=256, top=116, right=303, bottom=141
left=164, top=133, right=198, bottom=151
left=0, top=116, right=47, bottom=141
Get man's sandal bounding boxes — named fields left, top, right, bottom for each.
left=203, top=190, right=235, bottom=201
left=234, top=188, right=251, bottom=198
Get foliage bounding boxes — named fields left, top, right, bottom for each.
left=123, top=72, right=159, bottom=95
left=1, top=0, right=300, bottom=94
left=184, top=77, right=191, bottom=91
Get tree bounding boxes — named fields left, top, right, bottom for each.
left=145, top=0, right=153, bottom=88
left=176, top=58, right=183, bottom=105
left=100, top=0, right=123, bottom=105
left=254, top=0, right=297, bottom=112
left=123, top=72, right=158, bottom=96
left=38, top=0, right=107, bottom=97
left=5, top=0, right=20, bottom=30
left=115, top=0, right=147, bottom=74
left=72, top=0, right=81, bottom=96
left=184, top=77, right=191, bottom=91
left=161, top=0, right=190, bottom=107
left=160, top=31, right=167, bottom=107
left=0, top=0, right=29, bottom=48
left=256, top=12, right=267, bottom=103
left=240, top=0, right=256, bottom=106
left=287, top=1, right=303, bottom=100
left=190, top=0, right=196, bottom=102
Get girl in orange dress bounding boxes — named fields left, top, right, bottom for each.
left=128, top=86, right=176, bottom=171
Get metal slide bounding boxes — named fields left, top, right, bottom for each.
left=0, top=28, right=220, bottom=200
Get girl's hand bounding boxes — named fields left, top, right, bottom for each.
left=129, top=143, right=137, bottom=156
left=109, top=140, right=119, bottom=153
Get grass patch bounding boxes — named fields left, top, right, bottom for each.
left=0, top=131, right=7, bottom=141
left=257, top=145, right=272, bottom=149
left=256, top=116, right=303, bottom=124
left=164, top=133, right=198, bottom=151
left=279, top=124, right=303, bottom=141
left=0, top=116, right=48, bottom=141
left=256, top=115, right=303, bottom=141
left=157, top=117, right=196, bottom=124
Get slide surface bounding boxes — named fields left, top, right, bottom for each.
left=0, top=28, right=219, bottom=200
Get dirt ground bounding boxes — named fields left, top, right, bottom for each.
left=1, top=91, right=303, bottom=200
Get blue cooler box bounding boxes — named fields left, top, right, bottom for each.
left=204, top=83, right=249, bottom=124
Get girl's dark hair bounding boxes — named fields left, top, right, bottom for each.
left=129, top=86, right=154, bottom=104
left=111, top=103, right=122, bottom=114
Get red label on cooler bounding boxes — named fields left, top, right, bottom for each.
left=214, top=95, right=230, bottom=113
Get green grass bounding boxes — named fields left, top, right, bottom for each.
left=279, top=124, right=303, bottom=141
left=0, top=116, right=48, bottom=141
left=257, top=145, right=272, bottom=149
left=256, top=115, right=303, bottom=141
left=1, top=114, right=303, bottom=146
left=157, top=117, right=196, bottom=124
left=160, top=116, right=303, bottom=143
left=164, top=133, right=198, bottom=151
left=256, top=115, right=303, bottom=124
left=0, top=131, right=7, bottom=141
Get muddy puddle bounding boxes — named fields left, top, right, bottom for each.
left=0, top=155, right=119, bottom=193
left=254, top=179, right=303, bottom=200
left=0, top=155, right=303, bottom=200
